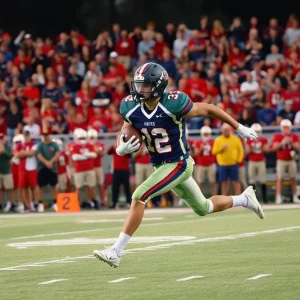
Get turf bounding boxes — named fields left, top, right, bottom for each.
left=0, top=206, right=300, bottom=300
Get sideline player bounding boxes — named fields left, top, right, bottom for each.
left=93, top=62, right=263, bottom=268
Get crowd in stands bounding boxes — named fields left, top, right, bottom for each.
left=1, top=14, right=300, bottom=139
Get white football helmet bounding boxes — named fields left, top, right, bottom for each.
left=74, top=128, right=88, bottom=144
left=280, top=119, right=292, bottom=133
left=250, top=123, right=262, bottom=136
left=200, top=126, right=212, bottom=142
left=12, top=134, right=24, bottom=144
left=52, top=138, right=63, bottom=150
left=87, top=128, right=98, bottom=141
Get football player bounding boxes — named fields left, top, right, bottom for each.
left=93, top=62, right=263, bottom=268
left=245, top=123, right=269, bottom=203
left=193, top=126, right=216, bottom=196
left=70, top=129, right=98, bottom=208
left=272, top=119, right=300, bottom=204
left=87, top=129, right=106, bottom=207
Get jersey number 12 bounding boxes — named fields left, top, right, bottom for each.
left=141, top=128, right=171, bottom=153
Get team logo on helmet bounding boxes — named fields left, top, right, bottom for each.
left=162, top=71, right=168, bottom=79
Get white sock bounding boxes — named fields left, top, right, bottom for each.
left=208, top=199, right=214, bottom=213
left=113, top=232, right=131, bottom=256
left=232, top=195, right=248, bottom=207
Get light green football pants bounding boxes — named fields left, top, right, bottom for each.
left=132, top=157, right=210, bottom=216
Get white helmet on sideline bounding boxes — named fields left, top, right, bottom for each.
left=75, top=129, right=88, bottom=144
left=12, top=134, right=24, bottom=144
left=250, top=123, right=262, bottom=136
left=87, top=128, right=98, bottom=140
left=280, top=119, right=292, bottom=133
left=52, top=138, right=63, bottom=150
left=200, top=126, right=212, bottom=142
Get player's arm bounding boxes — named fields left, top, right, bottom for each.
left=71, top=146, right=87, bottom=161
left=84, top=145, right=97, bottom=159
left=292, top=139, right=300, bottom=151
left=272, top=136, right=286, bottom=151
left=185, top=103, right=239, bottom=129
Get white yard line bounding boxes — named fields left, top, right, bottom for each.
left=38, top=279, right=69, bottom=285
left=108, top=277, right=136, bottom=283
left=0, top=214, right=247, bottom=242
left=247, top=274, right=272, bottom=280
left=176, top=276, right=204, bottom=282
left=0, top=204, right=299, bottom=219
left=1, top=226, right=300, bottom=272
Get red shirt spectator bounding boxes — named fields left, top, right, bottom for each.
left=88, top=107, right=112, bottom=131
left=115, top=31, right=136, bottom=57
left=107, top=145, right=130, bottom=171
left=283, top=81, right=300, bottom=111
left=13, top=49, right=31, bottom=68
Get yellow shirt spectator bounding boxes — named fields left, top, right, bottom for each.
left=212, top=134, right=244, bottom=166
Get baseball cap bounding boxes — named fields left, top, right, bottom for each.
left=23, top=130, right=31, bottom=135
left=24, top=34, right=32, bottom=40
left=109, top=51, right=118, bottom=58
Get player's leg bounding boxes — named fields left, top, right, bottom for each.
left=289, top=161, right=300, bottom=203
left=275, top=160, right=284, bottom=204
left=93, top=158, right=192, bottom=267
left=172, top=175, right=264, bottom=217
left=86, top=170, right=98, bottom=209
left=258, top=161, right=267, bottom=204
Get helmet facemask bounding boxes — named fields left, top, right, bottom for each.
left=130, top=80, right=159, bottom=102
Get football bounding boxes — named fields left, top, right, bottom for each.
left=120, top=126, right=143, bottom=150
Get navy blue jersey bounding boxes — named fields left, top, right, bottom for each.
left=120, top=91, right=194, bottom=166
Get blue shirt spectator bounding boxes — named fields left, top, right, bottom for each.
left=257, top=103, right=277, bottom=126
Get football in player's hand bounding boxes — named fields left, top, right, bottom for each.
left=121, top=126, right=143, bottom=148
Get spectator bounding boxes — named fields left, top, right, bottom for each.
left=257, top=101, right=277, bottom=126
left=138, top=30, right=155, bottom=56
left=212, top=123, right=244, bottom=195
left=173, top=28, right=188, bottom=60
left=41, top=80, right=61, bottom=104
left=36, top=132, right=60, bottom=211
left=277, top=100, right=296, bottom=123
left=163, top=23, right=176, bottom=49
left=6, top=101, right=23, bottom=138
left=71, top=52, right=86, bottom=78
left=0, top=133, right=14, bottom=212
left=115, top=29, right=135, bottom=70
left=228, top=17, right=246, bottom=49
left=23, top=115, right=41, bottom=137
left=107, top=143, right=131, bottom=209
left=66, top=65, right=83, bottom=98
left=52, top=113, right=68, bottom=134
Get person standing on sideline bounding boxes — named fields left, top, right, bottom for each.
left=107, top=143, right=131, bottom=209
left=0, top=133, right=14, bottom=212
left=212, top=123, right=244, bottom=195
left=36, top=131, right=60, bottom=211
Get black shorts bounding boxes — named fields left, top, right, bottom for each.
left=38, top=168, right=58, bottom=187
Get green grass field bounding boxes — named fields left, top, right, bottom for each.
left=1, top=205, right=300, bottom=300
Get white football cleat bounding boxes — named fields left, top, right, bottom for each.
left=275, top=195, right=283, bottom=204
left=3, top=201, right=12, bottom=212
left=293, top=195, right=300, bottom=204
left=37, top=203, right=44, bottom=213
left=93, top=247, right=121, bottom=268
left=242, top=186, right=265, bottom=219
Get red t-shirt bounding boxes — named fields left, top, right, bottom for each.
left=23, top=107, right=40, bottom=118
left=246, top=137, right=268, bottom=161
left=185, top=78, right=206, bottom=102
left=107, top=145, right=130, bottom=170
left=193, top=140, right=215, bottom=166
left=115, top=38, right=135, bottom=56
left=15, top=141, right=37, bottom=171
left=272, top=133, right=299, bottom=160
left=267, top=89, right=285, bottom=109
left=13, top=56, right=31, bottom=68
left=91, top=142, right=105, bottom=167
left=0, top=115, right=7, bottom=135
left=57, top=151, right=68, bottom=175
left=71, top=143, right=95, bottom=172
left=283, top=90, right=300, bottom=111
left=23, top=86, right=40, bottom=100
left=88, top=115, right=112, bottom=131
left=77, top=106, right=94, bottom=120
left=68, top=121, right=88, bottom=133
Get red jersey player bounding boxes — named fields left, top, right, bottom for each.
left=14, top=131, right=39, bottom=212
left=272, top=119, right=300, bottom=204
left=71, top=129, right=98, bottom=208
left=87, top=129, right=106, bottom=207
left=52, top=138, right=69, bottom=193
left=246, top=123, right=269, bottom=203
left=193, top=126, right=216, bottom=195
